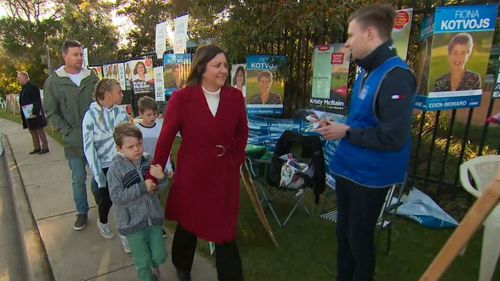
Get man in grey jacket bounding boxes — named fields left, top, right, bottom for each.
left=43, top=40, right=99, bottom=230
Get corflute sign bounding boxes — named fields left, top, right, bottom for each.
left=414, top=4, right=498, bottom=111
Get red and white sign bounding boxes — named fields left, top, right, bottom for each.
left=331, top=53, right=344, bottom=65
left=394, top=10, right=410, bottom=30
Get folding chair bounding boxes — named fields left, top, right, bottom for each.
left=317, top=180, right=406, bottom=254
left=245, top=131, right=326, bottom=227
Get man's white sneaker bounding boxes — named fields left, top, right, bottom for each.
left=120, top=235, right=132, bottom=254
left=96, top=220, right=115, bottom=239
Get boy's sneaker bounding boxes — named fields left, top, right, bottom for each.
left=120, top=235, right=131, bottom=254
left=73, top=214, right=87, bottom=231
left=97, top=220, right=114, bottom=239
left=162, top=228, right=167, bottom=239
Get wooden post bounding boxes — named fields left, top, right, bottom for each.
left=420, top=166, right=500, bottom=281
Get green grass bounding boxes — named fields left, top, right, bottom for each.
left=162, top=137, right=498, bottom=281
left=4, top=109, right=496, bottom=280
left=0, top=109, right=64, bottom=144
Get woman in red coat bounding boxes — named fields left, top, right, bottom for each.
left=147, top=45, right=248, bottom=281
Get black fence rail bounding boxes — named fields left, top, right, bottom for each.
left=239, top=0, right=500, bottom=201
left=116, top=0, right=498, bottom=203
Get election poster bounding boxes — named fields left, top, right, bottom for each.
left=492, top=56, right=500, bottom=99
left=414, top=15, right=434, bottom=96
left=102, top=63, right=127, bottom=90
left=174, top=15, right=189, bottom=54
left=88, top=66, right=103, bottom=80
left=127, top=58, right=155, bottom=94
left=231, top=64, right=246, bottom=97
left=393, top=8, right=413, bottom=60
left=414, top=4, right=498, bottom=111
left=154, top=66, right=165, bottom=102
left=155, top=21, right=168, bottom=59
left=163, top=54, right=191, bottom=97
left=246, top=55, right=286, bottom=115
left=310, top=44, right=350, bottom=114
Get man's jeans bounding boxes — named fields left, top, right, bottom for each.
left=68, top=157, right=89, bottom=215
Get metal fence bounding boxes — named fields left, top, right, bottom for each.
left=240, top=0, right=500, bottom=197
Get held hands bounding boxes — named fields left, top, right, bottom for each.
left=150, top=164, right=165, bottom=179
left=145, top=164, right=165, bottom=194
left=315, top=120, right=350, bottom=140
left=145, top=179, right=158, bottom=194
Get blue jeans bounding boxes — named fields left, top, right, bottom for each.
left=67, top=157, right=89, bottom=215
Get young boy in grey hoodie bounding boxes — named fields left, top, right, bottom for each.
left=107, top=123, right=167, bottom=281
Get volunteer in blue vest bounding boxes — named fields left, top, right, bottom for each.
left=316, top=4, right=416, bottom=281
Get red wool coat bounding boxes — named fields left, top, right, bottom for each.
left=149, top=85, right=248, bottom=243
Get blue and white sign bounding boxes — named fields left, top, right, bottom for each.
left=414, top=4, right=498, bottom=111
left=246, top=55, right=286, bottom=115
left=434, top=5, right=497, bottom=34
left=163, top=54, right=191, bottom=97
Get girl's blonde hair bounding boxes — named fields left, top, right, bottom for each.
left=93, top=78, right=120, bottom=102
left=93, top=78, right=120, bottom=123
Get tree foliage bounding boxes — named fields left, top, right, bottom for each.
left=0, top=0, right=119, bottom=96
left=116, top=0, right=171, bottom=58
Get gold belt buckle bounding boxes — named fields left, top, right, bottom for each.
left=216, top=145, right=225, bottom=157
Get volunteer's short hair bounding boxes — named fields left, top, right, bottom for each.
left=16, top=71, right=29, bottom=79
left=448, top=33, right=473, bottom=54
left=138, top=96, right=158, bottom=113
left=257, top=70, right=273, bottom=81
left=348, top=4, right=396, bottom=41
left=62, top=40, right=83, bottom=54
left=113, top=123, right=142, bottom=147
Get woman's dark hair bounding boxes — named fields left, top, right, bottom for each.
left=133, top=61, right=146, bottom=75
left=232, top=66, right=246, bottom=86
left=186, top=45, right=228, bottom=87
left=448, top=33, right=473, bottom=54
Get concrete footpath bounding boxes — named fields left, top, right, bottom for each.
left=0, top=117, right=217, bottom=281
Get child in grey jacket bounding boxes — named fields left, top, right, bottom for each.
left=107, top=123, right=167, bottom=281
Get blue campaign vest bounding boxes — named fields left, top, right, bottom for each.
left=331, top=56, right=412, bottom=188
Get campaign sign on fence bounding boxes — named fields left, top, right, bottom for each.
left=127, top=59, right=154, bottom=94
left=89, top=66, right=103, bottom=80
left=231, top=64, right=247, bottom=97
left=393, top=8, right=413, bottom=61
left=493, top=56, right=500, bottom=99
left=163, top=54, right=191, bottom=97
left=154, top=66, right=165, bottom=102
left=310, top=44, right=350, bottom=114
left=414, top=4, right=498, bottom=111
left=246, top=55, right=286, bottom=115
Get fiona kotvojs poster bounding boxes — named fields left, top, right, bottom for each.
left=310, top=44, right=350, bottom=114
left=246, top=55, right=286, bottom=115
left=414, top=4, right=498, bottom=111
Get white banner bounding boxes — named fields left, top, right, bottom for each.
left=83, top=48, right=89, bottom=67
left=155, top=21, right=168, bottom=59
left=154, top=66, right=165, bottom=101
left=118, top=63, right=126, bottom=90
left=174, top=15, right=189, bottom=54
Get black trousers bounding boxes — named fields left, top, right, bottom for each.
left=172, top=224, right=243, bottom=281
left=90, top=168, right=113, bottom=224
left=335, top=176, right=389, bottom=281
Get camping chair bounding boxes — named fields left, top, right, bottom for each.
left=245, top=131, right=326, bottom=227
left=459, top=155, right=500, bottom=281
left=316, top=179, right=407, bottom=255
